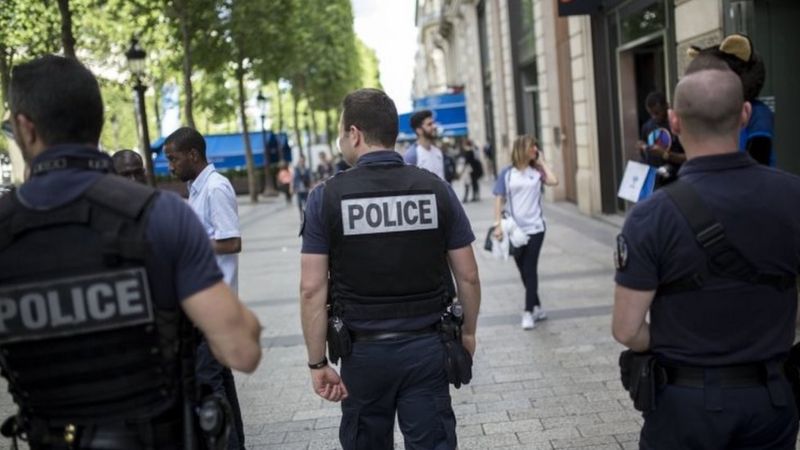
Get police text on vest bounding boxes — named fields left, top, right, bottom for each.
left=0, top=268, right=154, bottom=344
left=342, top=193, right=439, bottom=235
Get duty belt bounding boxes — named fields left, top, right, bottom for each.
left=350, top=325, right=438, bottom=343
left=663, top=364, right=769, bottom=388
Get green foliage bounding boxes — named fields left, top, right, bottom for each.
left=356, top=38, right=382, bottom=90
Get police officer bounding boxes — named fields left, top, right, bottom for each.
left=0, top=55, right=262, bottom=448
left=612, top=60, right=800, bottom=448
left=299, top=88, right=480, bottom=450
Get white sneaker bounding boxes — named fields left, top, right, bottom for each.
left=521, top=311, right=535, bottom=330
left=533, top=306, right=548, bottom=321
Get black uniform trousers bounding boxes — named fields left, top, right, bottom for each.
left=640, top=381, right=798, bottom=449
left=339, top=334, right=457, bottom=450
left=196, top=340, right=246, bottom=449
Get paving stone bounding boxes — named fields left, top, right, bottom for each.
left=482, top=418, right=542, bottom=435
left=551, top=434, right=618, bottom=448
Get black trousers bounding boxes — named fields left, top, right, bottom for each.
left=196, top=340, right=246, bottom=449
left=640, top=382, right=798, bottom=449
left=339, top=334, right=457, bottom=450
left=512, top=232, right=545, bottom=312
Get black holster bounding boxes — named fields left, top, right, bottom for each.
left=784, top=343, right=800, bottom=417
left=439, top=311, right=472, bottom=389
left=326, top=314, right=352, bottom=365
left=619, top=350, right=665, bottom=412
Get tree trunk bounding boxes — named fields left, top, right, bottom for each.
left=309, top=109, right=319, bottom=146
left=292, top=90, right=303, bottom=157
left=276, top=86, right=283, bottom=135
left=178, top=2, right=196, bottom=128
left=0, top=45, right=10, bottom=110
left=56, top=0, right=77, bottom=59
left=152, top=83, right=162, bottom=137
left=236, top=60, right=258, bottom=203
left=324, top=109, right=333, bottom=153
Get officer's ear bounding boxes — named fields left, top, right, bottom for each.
left=668, top=109, right=681, bottom=136
left=348, top=125, right=361, bottom=148
left=11, top=113, right=38, bottom=150
left=740, top=101, right=752, bottom=129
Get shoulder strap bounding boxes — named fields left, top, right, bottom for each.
left=84, top=174, right=157, bottom=219
left=659, top=181, right=793, bottom=295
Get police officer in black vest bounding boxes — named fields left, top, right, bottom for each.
left=613, top=58, right=800, bottom=448
left=300, top=88, right=481, bottom=450
left=0, top=55, right=263, bottom=448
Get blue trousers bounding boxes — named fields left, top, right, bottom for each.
left=640, top=382, right=798, bottom=449
left=196, top=340, right=246, bottom=449
left=339, top=334, right=457, bottom=450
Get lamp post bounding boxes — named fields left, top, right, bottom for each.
left=257, top=91, right=277, bottom=195
left=125, top=37, right=156, bottom=186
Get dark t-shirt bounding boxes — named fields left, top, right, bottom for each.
left=18, top=146, right=222, bottom=307
left=615, top=152, right=800, bottom=366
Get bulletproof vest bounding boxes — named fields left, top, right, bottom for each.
left=323, top=163, right=450, bottom=320
left=0, top=175, right=186, bottom=434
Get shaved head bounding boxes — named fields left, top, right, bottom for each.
left=672, top=68, right=744, bottom=140
left=112, top=149, right=146, bottom=183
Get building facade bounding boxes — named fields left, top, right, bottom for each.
left=414, top=0, right=799, bottom=217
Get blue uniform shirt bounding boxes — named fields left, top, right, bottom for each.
left=18, top=145, right=223, bottom=307
left=615, top=152, right=800, bottom=365
left=301, top=150, right=475, bottom=332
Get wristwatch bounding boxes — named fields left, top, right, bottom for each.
left=308, top=357, right=328, bottom=370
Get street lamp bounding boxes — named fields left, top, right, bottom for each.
left=257, top=91, right=277, bottom=195
left=125, top=37, right=156, bottom=186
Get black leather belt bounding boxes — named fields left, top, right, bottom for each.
left=28, top=420, right=182, bottom=450
left=350, top=326, right=439, bottom=343
left=664, top=364, right=768, bottom=388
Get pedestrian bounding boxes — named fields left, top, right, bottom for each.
left=164, top=126, right=247, bottom=449
left=316, top=151, right=334, bottom=182
left=460, top=140, right=483, bottom=202
left=111, top=148, right=147, bottom=184
left=299, top=88, right=481, bottom=450
left=291, top=155, right=312, bottom=218
left=637, top=91, right=685, bottom=187
left=483, top=142, right=496, bottom=179
left=277, top=162, right=292, bottom=204
left=492, top=135, right=559, bottom=330
left=612, top=62, right=800, bottom=449
left=404, top=109, right=449, bottom=181
left=0, top=54, right=262, bottom=448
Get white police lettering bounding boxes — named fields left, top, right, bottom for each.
left=342, top=194, right=438, bottom=235
left=0, top=268, right=154, bottom=344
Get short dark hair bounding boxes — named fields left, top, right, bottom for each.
left=410, top=110, right=433, bottom=131
left=112, top=149, right=143, bottom=165
left=341, top=89, right=398, bottom=148
left=645, top=92, right=667, bottom=110
left=9, top=55, right=104, bottom=145
left=164, top=127, right=206, bottom=160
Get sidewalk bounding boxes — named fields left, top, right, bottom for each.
left=0, top=183, right=637, bottom=450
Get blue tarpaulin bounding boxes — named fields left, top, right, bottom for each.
left=398, top=93, right=468, bottom=141
left=151, top=131, right=291, bottom=175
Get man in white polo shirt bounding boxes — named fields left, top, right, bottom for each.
left=404, top=109, right=447, bottom=180
left=164, top=126, right=245, bottom=449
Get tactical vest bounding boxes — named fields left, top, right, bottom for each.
left=323, top=163, right=451, bottom=320
left=0, top=174, right=188, bottom=447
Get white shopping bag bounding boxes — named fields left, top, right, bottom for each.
left=617, top=161, right=657, bottom=203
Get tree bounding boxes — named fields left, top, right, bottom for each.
left=56, top=0, right=77, bottom=59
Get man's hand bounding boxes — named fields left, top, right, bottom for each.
left=311, top=366, right=349, bottom=402
left=492, top=225, right=503, bottom=241
left=462, top=333, right=476, bottom=357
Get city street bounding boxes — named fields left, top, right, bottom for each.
left=0, top=180, right=637, bottom=450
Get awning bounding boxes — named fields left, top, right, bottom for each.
left=152, top=131, right=292, bottom=175
left=398, top=93, right=469, bottom=142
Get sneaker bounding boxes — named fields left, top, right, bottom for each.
left=521, top=311, right=535, bottom=330
left=533, top=306, right=548, bottom=321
